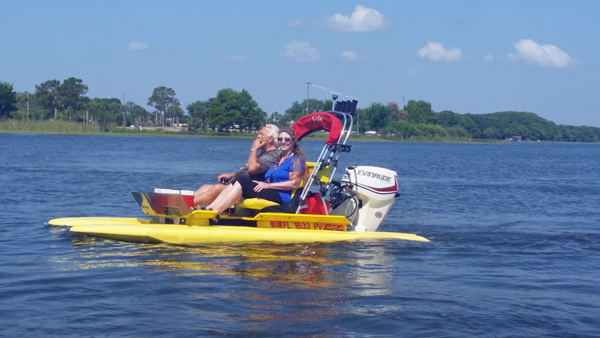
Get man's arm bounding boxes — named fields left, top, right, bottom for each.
left=247, top=138, right=264, bottom=175
left=217, top=172, right=235, bottom=182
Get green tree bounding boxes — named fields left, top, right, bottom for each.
left=483, top=127, right=501, bottom=139
left=380, top=124, right=395, bottom=139
left=124, top=102, right=149, bottom=126
left=405, top=100, right=435, bottom=124
left=187, top=100, right=210, bottom=130
left=269, top=111, right=282, bottom=125
left=354, top=108, right=368, bottom=133
left=13, top=92, right=30, bottom=120
left=322, top=99, right=334, bottom=111
left=148, top=86, right=179, bottom=127
left=390, top=120, right=419, bottom=139
left=57, top=77, right=89, bottom=122
left=446, top=125, right=468, bottom=138
left=436, top=110, right=461, bottom=127
left=418, top=124, right=448, bottom=138
left=503, top=127, right=515, bottom=139
left=458, top=116, right=481, bottom=138
left=280, top=101, right=305, bottom=126
left=14, top=91, right=34, bottom=119
left=34, top=80, right=60, bottom=119
left=208, top=88, right=241, bottom=129
left=304, top=98, right=326, bottom=115
left=15, top=92, right=27, bottom=110
left=388, top=101, right=407, bottom=121
left=238, top=89, right=263, bottom=130
left=280, top=98, right=328, bottom=126
left=0, top=82, right=18, bottom=119
left=364, top=102, right=391, bottom=132
left=167, top=102, right=184, bottom=126
left=579, top=126, right=600, bottom=142
left=88, top=98, right=122, bottom=130
left=515, top=125, right=529, bottom=139
left=528, top=123, right=545, bottom=140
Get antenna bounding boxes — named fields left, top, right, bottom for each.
left=305, top=82, right=311, bottom=115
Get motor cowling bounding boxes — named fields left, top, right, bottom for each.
left=332, top=166, right=398, bottom=232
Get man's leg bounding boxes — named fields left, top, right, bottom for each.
left=207, top=183, right=234, bottom=207
left=207, top=182, right=244, bottom=214
left=193, top=184, right=227, bottom=206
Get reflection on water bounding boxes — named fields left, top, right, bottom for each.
left=54, top=234, right=395, bottom=290
left=48, top=233, right=400, bottom=335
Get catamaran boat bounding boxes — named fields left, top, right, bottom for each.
left=49, top=100, right=429, bottom=244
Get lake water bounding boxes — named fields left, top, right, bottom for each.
left=1, top=134, right=599, bottom=337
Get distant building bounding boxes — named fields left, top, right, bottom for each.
left=512, top=136, right=522, bottom=142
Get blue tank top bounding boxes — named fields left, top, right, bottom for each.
left=264, top=154, right=304, bottom=204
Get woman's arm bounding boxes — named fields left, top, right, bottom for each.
left=269, top=171, right=302, bottom=190
left=252, top=171, right=302, bottom=192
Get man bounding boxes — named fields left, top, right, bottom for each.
left=193, top=124, right=280, bottom=207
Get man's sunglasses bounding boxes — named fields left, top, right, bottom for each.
left=278, top=137, right=292, bottom=142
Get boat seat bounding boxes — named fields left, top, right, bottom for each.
left=237, top=187, right=304, bottom=214
left=260, top=187, right=304, bottom=214
left=238, top=198, right=279, bottom=209
left=237, top=183, right=303, bottom=211
left=236, top=162, right=328, bottom=213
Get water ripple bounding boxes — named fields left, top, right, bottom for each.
left=1, top=135, right=599, bottom=337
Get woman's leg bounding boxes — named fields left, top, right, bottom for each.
left=207, top=182, right=243, bottom=214
left=235, top=175, right=283, bottom=204
left=207, top=176, right=284, bottom=214
left=208, top=173, right=241, bottom=207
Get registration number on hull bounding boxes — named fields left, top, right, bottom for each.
left=269, top=221, right=345, bottom=232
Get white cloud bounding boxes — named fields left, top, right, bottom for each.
left=418, top=42, right=462, bottom=62
left=341, top=51, right=359, bottom=61
left=128, top=41, right=148, bottom=51
left=229, top=54, right=246, bottom=62
left=281, top=41, right=320, bottom=63
left=408, top=69, right=420, bottom=75
left=484, top=53, right=494, bottom=62
left=509, top=39, right=573, bottom=68
left=288, top=19, right=303, bottom=27
left=326, top=5, right=389, bottom=32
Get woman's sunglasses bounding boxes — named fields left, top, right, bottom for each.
left=278, top=137, right=292, bottom=142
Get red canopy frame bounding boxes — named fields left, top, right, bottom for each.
left=291, top=112, right=343, bottom=145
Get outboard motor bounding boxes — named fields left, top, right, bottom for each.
left=329, top=166, right=398, bottom=232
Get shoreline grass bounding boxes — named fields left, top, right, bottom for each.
left=0, top=119, right=505, bottom=143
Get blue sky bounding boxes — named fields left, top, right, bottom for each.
left=2, top=0, right=599, bottom=127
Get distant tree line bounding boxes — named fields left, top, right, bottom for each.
left=1, top=78, right=268, bottom=133
left=1, top=78, right=599, bottom=142
left=352, top=100, right=600, bottom=142
left=275, top=98, right=600, bottom=142
left=1, top=78, right=151, bottom=131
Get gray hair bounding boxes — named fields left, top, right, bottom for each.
left=265, top=124, right=280, bottom=146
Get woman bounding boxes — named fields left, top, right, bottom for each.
left=206, top=129, right=307, bottom=214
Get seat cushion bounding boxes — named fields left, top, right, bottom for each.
left=238, top=198, right=279, bottom=210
